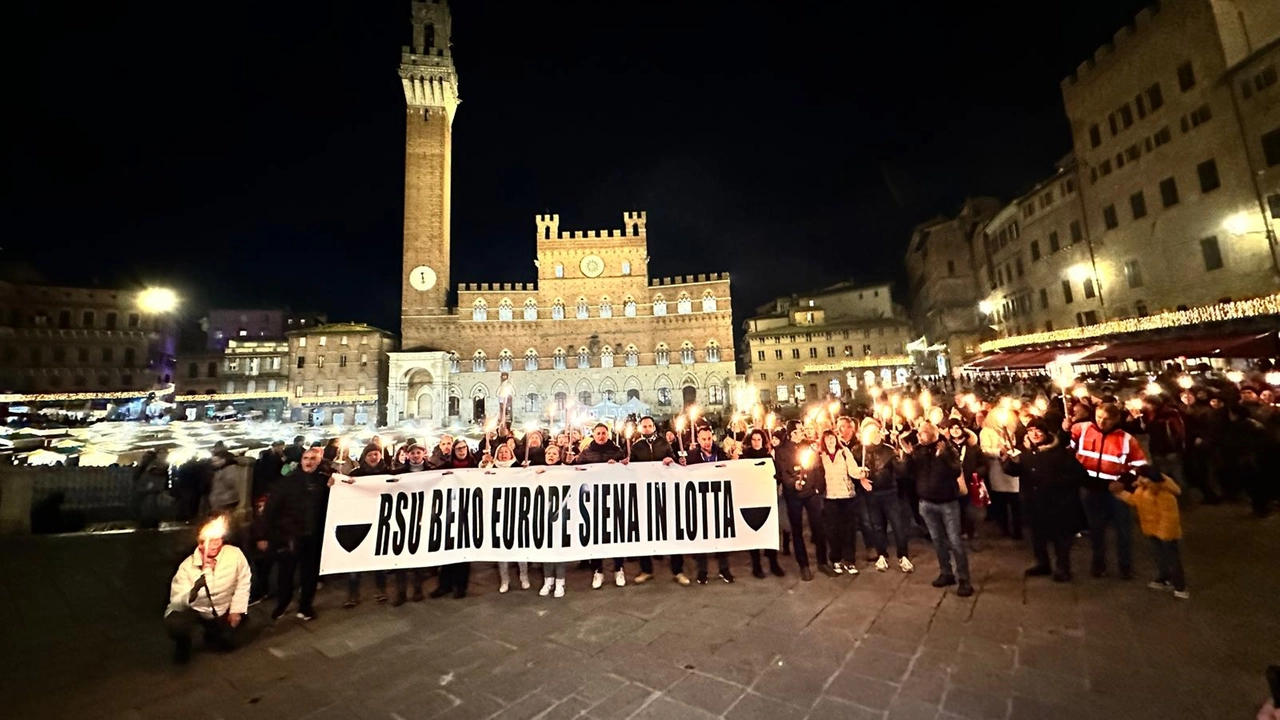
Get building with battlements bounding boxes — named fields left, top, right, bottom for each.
left=388, top=1, right=735, bottom=426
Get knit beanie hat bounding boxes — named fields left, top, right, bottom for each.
left=360, top=443, right=381, bottom=463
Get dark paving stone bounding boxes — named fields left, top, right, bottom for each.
left=629, top=695, right=718, bottom=720
left=806, top=696, right=883, bottom=720
left=664, top=672, right=746, bottom=715
left=887, top=697, right=943, bottom=720
left=584, top=682, right=656, bottom=720
left=723, top=691, right=807, bottom=720
left=942, top=687, right=1010, bottom=720
left=824, top=668, right=901, bottom=711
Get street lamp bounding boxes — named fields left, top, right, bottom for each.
left=1067, top=265, right=1092, bottom=283
left=1222, top=212, right=1251, bottom=236
left=978, top=300, right=994, bottom=315
left=137, top=287, right=178, bottom=314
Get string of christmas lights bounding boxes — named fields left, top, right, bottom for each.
left=173, top=391, right=291, bottom=402
left=979, top=293, right=1280, bottom=353
left=802, top=355, right=914, bottom=373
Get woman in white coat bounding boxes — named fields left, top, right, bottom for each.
left=980, top=409, right=1023, bottom=540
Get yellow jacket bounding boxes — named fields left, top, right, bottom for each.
left=1115, top=476, right=1182, bottom=541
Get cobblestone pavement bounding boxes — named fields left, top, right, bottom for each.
left=1, top=504, right=1275, bottom=720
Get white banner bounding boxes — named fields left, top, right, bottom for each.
left=320, top=459, right=780, bottom=574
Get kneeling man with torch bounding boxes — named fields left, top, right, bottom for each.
left=164, top=515, right=252, bottom=664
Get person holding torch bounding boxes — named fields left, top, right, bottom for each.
left=776, top=420, right=828, bottom=581
left=165, top=516, right=252, bottom=664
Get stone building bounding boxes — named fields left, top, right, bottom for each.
left=0, top=279, right=177, bottom=397
left=1057, top=0, right=1280, bottom=321
left=204, top=309, right=327, bottom=351
left=976, top=157, right=1107, bottom=338
left=904, top=198, right=1002, bottom=373
left=287, top=323, right=396, bottom=427
left=744, top=282, right=913, bottom=405
left=387, top=1, right=736, bottom=426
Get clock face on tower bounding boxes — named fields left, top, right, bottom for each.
left=580, top=255, right=605, bottom=278
left=409, top=265, right=438, bottom=291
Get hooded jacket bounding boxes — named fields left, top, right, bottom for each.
left=1114, top=475, right=1182, bottom=540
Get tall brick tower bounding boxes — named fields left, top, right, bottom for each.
left=399, top=0, right=459, bottom=344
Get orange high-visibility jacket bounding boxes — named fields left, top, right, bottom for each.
left=1070, top=422, right=1149, bottom=485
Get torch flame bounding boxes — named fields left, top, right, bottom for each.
left=1177, top=375, right=1194, bottom=390
left=800, top=447, right=814, bottom=469
left=199, top=515, right=228, bottom=543
left=1145, top=382, right=1162, bottom=396
left=1072, top=386, right=1089, bottom=399
left=919, top=390, right=933, bottom=409
left=1226, top=370, right=1245, bottom=384
left=675, top=416, right=686, bottom=432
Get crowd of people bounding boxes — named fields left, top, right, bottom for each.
left=163, top=363, right=1280, bottom=664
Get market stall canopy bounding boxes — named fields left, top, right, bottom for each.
left=963, top=348, right=1067, bottom=371
left=1075, top=332, right=1280, bottom=363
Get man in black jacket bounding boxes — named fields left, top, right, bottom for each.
left=259, top=447, right=334, bottom=621
left=777, top=421, right=826, bottom=581
left=627, top=417, right=681, bottom=584
left=901, top=423, right=972, bottom=597
left=855, top=419, right=914, bottom=573
left=1002, top=418, right=1082, bottom=582
left=252, top=441, right=285, bottom=499
left=576, top=424, right=629, bottom=588
left=684, top=426, right=734, bottom=584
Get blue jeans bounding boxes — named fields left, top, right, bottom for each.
left=919, top=500, right=969, bottom=582
left=1148, top=537, right=1186, bottom=591
left=865, top=491, right=909, bottom=558
left=1081, top=490, right=1134, bottom=574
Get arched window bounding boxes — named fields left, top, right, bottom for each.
left=627, top=388, right=640, bottom=400
left=657, top=387, right=672, bottom=406
left=623, top=297, right=637, bottom=317
left=600, top=346, right=614, bottom=369
left=497, top=299, right=513, bottom=321
left=554, top=263, right=564, bottom=278
left=599, top=297, right=612, bottom=319
left=621, top=260, right=631, bottom=276
left=448, top=352, right=460, bottom=373
left=525, top=349, right=539, bottom=371
left=603, top=388, right=616, bottom=402
left=702, top=291, right=717, bottom=313
left=709, top=383, right=725, bottom=405
left=472, top=350, right=487, bottom=373
left=578, top=390, right=592, bottom=406
left=680, top=341, right=695, bottom=365
left=498, top=349, right=513, bottom=373
left=677, top=293, right=692, bottom=314
left=523, top=298, right=538, bottom=321
left=553, top=348, right=567, bottom=370
left=576, top=297, right=589, bottom=319
left=653, top=295, right=667, bottom=316
left=524, top=393, right=539, bottom=413
left=472, top=299, right=488, bottom=321
left=554, top=391, right=567, bottom=410
left=655, top=343, right=670, bottom=366
left=706, top=341, right=721, bottom=363
left=577, top=347, right=590, bottom=369
left=551, top=299, right=565, bottom=320
left=625, top=345, right=639, bottom=367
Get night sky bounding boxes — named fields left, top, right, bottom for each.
left=5, top=0, right=1151, bottom=341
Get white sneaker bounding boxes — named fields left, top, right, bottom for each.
left=899, top=556, right=914, bottom=573
left=1173, top=589, right=1190, bottom=600
left=875, top=556, right=889, bottom=572
left=845, top=563, right=858, bottom=576
left=499, top=581, right=509, bottom=594
left=539, top=579, right=553, bottom=597
left=833, top=563, right=845, bottom=575
left=592, top=571, right=604, bottom=589
left=614, top=570, right=626, bottom=587
left=1148, top=581, right=1173, bottom=592
left=554, top=580, right=566, bottom=598
left=520, top=575, right=531, bottom=591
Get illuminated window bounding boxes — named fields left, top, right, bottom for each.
left=497, top=299, right=513, bottom=321
left=701, top=292, right=717, bottom=312
left=600, top=346, right=614, bottom=369
left=677, top=293, right=692, bottom=314
left=523, top=299, right=538, bottom=320
left=653, top=296, right=667, bottom=316
left=525, top=349, right=538, bottom=371
left=599, top=297, right=612, bottom=318
left=623, top=297, right=636, bottom=317
left=498, top=350, right=513, bottom=372
left=472, top=299, right=487, bottom=321
left=551, top=299, right=565, bottom=320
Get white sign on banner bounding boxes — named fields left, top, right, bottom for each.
left=320, top=459, right=781, bottom=574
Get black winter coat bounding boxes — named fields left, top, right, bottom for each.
left=857, top=443, right=899, bottom=494
left=775, top=440, right=823, bottom=499
left=263, top=469, right=330, bottom=546
left=1002, top=434, right=1086, bottom=536
left=630, top=435, right=674, bottom=463
left=686, top=444, right=730, bottom=464
left=903, top=440, right=962, bottom=504
left=575, top=440, right=626, bottom=464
